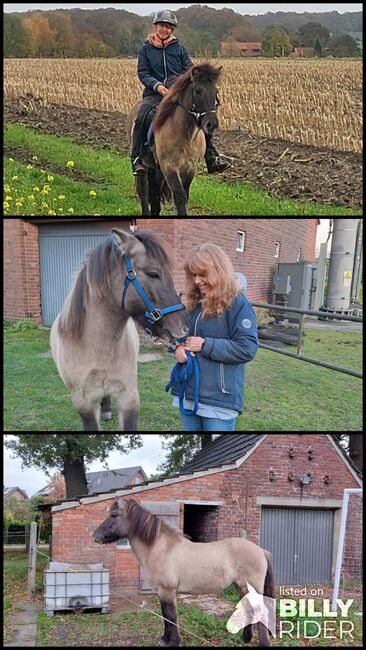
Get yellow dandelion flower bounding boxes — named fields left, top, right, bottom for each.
left=66, top=160, right=75, bottom=168
left=89, top=190, right=97, bottom=197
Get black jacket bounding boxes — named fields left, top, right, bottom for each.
left=138, top=37, right=193, bottom=98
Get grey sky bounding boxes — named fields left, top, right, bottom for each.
left=4, top=434, right=167, bottom=498
left=4, top=3, right=362, bottom=14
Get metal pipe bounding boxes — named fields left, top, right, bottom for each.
left=258, top=343, right=362, bottom=379
left=332, top=489, right=362, bottom=612
left=251, top=302, right=362, bottom=322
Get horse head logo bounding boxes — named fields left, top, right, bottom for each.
left=226, top=582, right=276, bottom=637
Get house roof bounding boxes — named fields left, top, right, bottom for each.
left=180, top=434, right=265, bottom=474
left=86, top=467, right=148, bottom=493
left=46, top=435, right=361, bottom=512
left=4, top=486, right=28, bottom=499
left=33, top=466, right=147, bottom=497
left=180, top=434, right=362, bottom=479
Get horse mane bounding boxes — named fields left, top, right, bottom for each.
left=58, top=230, right=170, bottom=341
left=125, top=499, right=182, bottom=546
left=153, top=63, right=221, bottom=132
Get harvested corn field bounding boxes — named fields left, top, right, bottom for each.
left=4, top=57, right=363, bottom=209
left=4, top=57, right=362, bottom=153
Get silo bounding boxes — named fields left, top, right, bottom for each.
left=326, top=219, right=360, bottom=313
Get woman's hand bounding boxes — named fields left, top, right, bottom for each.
left=185, top=337, right=205, bottom=352
left=174, top=345, right=195, bottom=363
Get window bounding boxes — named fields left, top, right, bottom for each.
left=297, top=249, right=302, bottom=262
left=237, top=231, right=246, bottom=252
left=275, top=242, right=281, bottom=258
left=117, top=538, right=130, bottom=548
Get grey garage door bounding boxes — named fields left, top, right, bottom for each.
left=260, top=507, right=334, bottom=585
left=39, top=223, right=118, bottom=326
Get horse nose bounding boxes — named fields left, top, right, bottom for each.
left=204, top=119, right=218, bottom=135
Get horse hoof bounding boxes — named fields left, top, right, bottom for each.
left=158, top=639, right=169, bottom=647
left=101, top=411, right=112, bottom=421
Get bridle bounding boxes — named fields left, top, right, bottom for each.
left=177, top=92, right=220, bottom=128
left=122, top=255, right=187, bottom=352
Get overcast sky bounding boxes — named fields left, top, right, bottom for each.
left=4, top=434, right=167, bottom=497
left=3, top=3, right=362, bottom=14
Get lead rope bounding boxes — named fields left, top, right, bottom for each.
left=165, top=350, right=200, bottom=416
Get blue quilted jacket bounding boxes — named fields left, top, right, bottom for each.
left=168, top=294, right=259, bottom=414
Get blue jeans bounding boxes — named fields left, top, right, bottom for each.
left=181, top=415, right=237, bottom=432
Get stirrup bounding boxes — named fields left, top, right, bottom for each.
left=132, top=158, right=146, bottom=176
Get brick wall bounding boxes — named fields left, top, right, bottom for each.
left=4, top=219, right=41, bottom=321
left=4, top=218, right=318, bottom=322
left=51, top=434, right=361, bottom=589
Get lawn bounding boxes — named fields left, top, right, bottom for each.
left=4, top=320, right=362, bottom=431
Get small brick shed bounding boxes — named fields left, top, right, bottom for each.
left=51, top=434, right=362, bottom=590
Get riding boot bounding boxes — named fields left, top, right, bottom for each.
left=131, top=122, right=146, bottom=175
left=204, top=133, right=232, bottom=173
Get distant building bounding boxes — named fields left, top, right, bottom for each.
left=289, top=47, right=315, bottom=58
left=221, top=41, right=263, bottom=57
left=33, top=466, right=148, bottom=498
left=4, top=487, right=28, bottom=500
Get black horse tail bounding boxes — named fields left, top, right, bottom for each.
left=263, top=550, right=276, bottom=599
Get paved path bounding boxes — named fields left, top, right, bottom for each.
left=5, top=602, right=41, bottom=647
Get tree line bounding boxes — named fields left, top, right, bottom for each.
left=4, top=7, right=362, bottom=59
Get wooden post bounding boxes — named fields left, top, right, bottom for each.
left=28, top=522, right=38, bottom=595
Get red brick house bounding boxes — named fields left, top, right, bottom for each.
left=221, top=41, right=263, bottom=57
left=4, top=218, right=319, bottom=326
left=50, top=434, right=362, bottom=590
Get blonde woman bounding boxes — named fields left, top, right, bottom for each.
left=167, top=244, right=258, bottom=432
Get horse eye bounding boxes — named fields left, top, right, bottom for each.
left=147, top=272, right=160, bottom=279
left=195, top=89, right=202, bottom=96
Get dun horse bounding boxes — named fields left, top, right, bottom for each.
left=127, top=63, right=222, bottom=216
left=50, top=230, right=188, bottom=431
left=93, top=498, right=275, bottom=647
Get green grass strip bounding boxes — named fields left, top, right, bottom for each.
left=4, top=123, right=362, bottom=216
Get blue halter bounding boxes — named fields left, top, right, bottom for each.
left=122, top=255, right=199, bottom=416
left=121, top=255, right=186, bottom=345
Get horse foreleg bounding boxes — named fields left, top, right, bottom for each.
left=259, top=622, right=271, bottom=647
left=73, top=395, right=100, bottom=431
left=164, top=169, right=187, bottom=216
left=136, top=174, right=151, bottom=216
left=158, top=591, right=181, bottom=647
left=148, top=168, right=161, bottom=216
left=115, top=389, right=139, bottom=431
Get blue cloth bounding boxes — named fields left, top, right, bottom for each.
left=167, top=294, right=258, bottom=414
left=138, top=38, right=193, bottom=98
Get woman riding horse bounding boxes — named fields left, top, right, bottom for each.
left=131, top=9, right=232, bottom=176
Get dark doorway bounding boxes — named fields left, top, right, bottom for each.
left=183, top=504, right=219, bottom=542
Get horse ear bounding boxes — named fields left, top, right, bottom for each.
left=117, top=497, right=127, bottom=509
left=112, top=229, right=145, bottom=258
left=190, top=67, right=199, bottom=80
